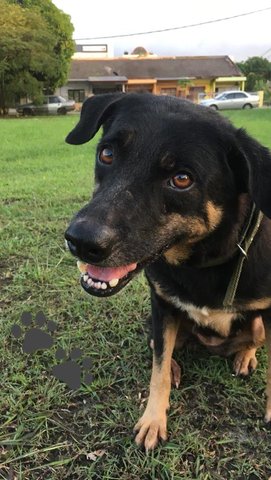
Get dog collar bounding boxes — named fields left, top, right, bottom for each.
left=191, top=202, right=264, bottom=308
left=223, top=204, right=264, bottom=308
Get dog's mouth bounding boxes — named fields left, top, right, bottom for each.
left=77, top=260, right=140, bottom=297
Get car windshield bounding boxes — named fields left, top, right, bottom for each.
left=58, top=96, right=67, bottom=102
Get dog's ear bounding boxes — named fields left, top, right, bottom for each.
left=66, top=93, right=124, bottom=145
left=230, top=128, right=271, bottom=219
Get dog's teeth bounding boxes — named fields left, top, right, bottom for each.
left=84, top=275, right=119, bottom=289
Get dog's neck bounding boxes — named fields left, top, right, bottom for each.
left=181, top=194, right=264, bottom=307
left=187, top=194, right=258, bottom=268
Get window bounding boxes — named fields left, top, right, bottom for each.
left=225, top=93, right=235, bottom=99
left=49, top=96, right=59, bottom=103
left=234, top=92, right=246, bottom=99
left=160, top=88, right=177, bottom=96
left=68, top=89, right=85, bottom=103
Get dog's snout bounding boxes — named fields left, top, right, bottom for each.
left=65, top=220, right=116, bottom=264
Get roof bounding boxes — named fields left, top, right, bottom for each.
left=68, top=56, right=243, bottom=81
left=87, top=76, right=128, bottom=82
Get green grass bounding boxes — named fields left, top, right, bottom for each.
left=221, top=108, right=271, bottom=146
left=1, top=110, right=271, bottom=479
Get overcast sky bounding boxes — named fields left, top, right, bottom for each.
left=52, top=0, right=271, bottom=61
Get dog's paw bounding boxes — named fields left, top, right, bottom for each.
left=133, top=412, right=167, bottom=451
left=233, top=348, right=258, bottom=376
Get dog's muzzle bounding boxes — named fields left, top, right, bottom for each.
left=65, top=218, right=140, bottom=297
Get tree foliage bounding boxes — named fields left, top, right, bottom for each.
left=237, top=56, right=271, bottom=91
left=0, top=0, right=74, bottom=113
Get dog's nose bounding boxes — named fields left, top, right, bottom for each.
left=65, top=220, right=116, bottom=264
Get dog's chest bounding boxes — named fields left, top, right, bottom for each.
left=153, top=282, right=238, bottom=337
left=171, top=298, right=238, bottom=336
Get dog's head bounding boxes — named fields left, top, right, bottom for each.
left=65, top=93, right=271, bottom=297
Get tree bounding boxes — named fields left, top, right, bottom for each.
left=0, top=0, right=74, bottom=113
left=11, top=0, right=75, bottom=89
left=237, top=56, right=271, bottom=91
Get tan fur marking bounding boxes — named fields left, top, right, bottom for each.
left=162, top=201, right=222, bottom=265
left=134, top=319, right=179, bottom=450
left=161, top=213, right=208, bottom=241
left=242, top=298, right=271, bottom=311
left=152, top=282, right=168, bottom=301
left=206, top=201, right=223, bottom=231
left=164, top=243, right=191, bottom=265
left=153, top=281, right=236, bottom=337
left=251, top=315, right=266, bottom=345
left=149, top=338, right=181, bottom=387
left=182, top=305, right=236, bottom=337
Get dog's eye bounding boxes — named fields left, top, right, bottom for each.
left=99, top=147, right=113, bottom=165
left=168, top=173, right=193, bottom=190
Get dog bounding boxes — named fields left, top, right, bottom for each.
left=65, top=92, right=271, bottom=450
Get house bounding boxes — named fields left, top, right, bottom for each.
left=57, top=55, right=246, bottom=104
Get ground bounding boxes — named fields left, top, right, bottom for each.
left=0, top=110, right=271, bottom=479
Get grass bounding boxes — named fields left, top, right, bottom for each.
left=1, top=109, right=271, bottom=479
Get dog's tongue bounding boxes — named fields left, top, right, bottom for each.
left=86, top=263, right=137, bottom=282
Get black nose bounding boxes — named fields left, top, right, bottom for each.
left=65, top=220, right=116, bottom=264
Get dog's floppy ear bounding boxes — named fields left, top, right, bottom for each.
left=231, top=128, right=271, bottom=219
left=66, top=93, right=124, bottom=145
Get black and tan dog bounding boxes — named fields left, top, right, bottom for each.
left=65, top=93, right=271, bottom=450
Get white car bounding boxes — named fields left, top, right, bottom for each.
left=200, top=91, right=259, bottom=110
left=16, top=95, right=76, bottom=116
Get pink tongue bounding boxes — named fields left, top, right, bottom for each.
left=86, top=263, right=137, bottom=282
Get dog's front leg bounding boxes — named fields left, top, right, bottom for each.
left=134, top=306, right=179, bottom=451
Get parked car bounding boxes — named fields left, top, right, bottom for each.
left=199, top=91, right=259, bottom=110
left=16, top=95, right=76, bottom=116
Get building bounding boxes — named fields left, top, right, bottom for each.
left=57, top=54, right=246, bottom=105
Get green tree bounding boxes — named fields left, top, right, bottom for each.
left=10, top=0, right=75, bottom=89
left=237, top=56, right=271, bottom=91
left=0, top=0, right=74, bottom=113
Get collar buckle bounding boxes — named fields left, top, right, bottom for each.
left=236, top=243, right=248, bottom=258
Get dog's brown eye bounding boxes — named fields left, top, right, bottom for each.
left=169, top=173, right=193, bottom=190
left=99, top=147, right=113, bottom=165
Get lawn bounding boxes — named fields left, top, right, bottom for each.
left=1, top=109, right=271, bottom=479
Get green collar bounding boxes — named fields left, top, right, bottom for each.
left=223, top=204, right=264, bottom=308
left=190, top=202, right=264, bottom=308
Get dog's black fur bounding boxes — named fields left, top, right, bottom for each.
left=65, top=93, right=271, bottom=449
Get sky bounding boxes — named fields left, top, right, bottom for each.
left=52, top=0, right=271, bottom=61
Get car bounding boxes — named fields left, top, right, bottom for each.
left=199, top=91, right=259, bottom=110
left=16, top=95, right=76, bottom=116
